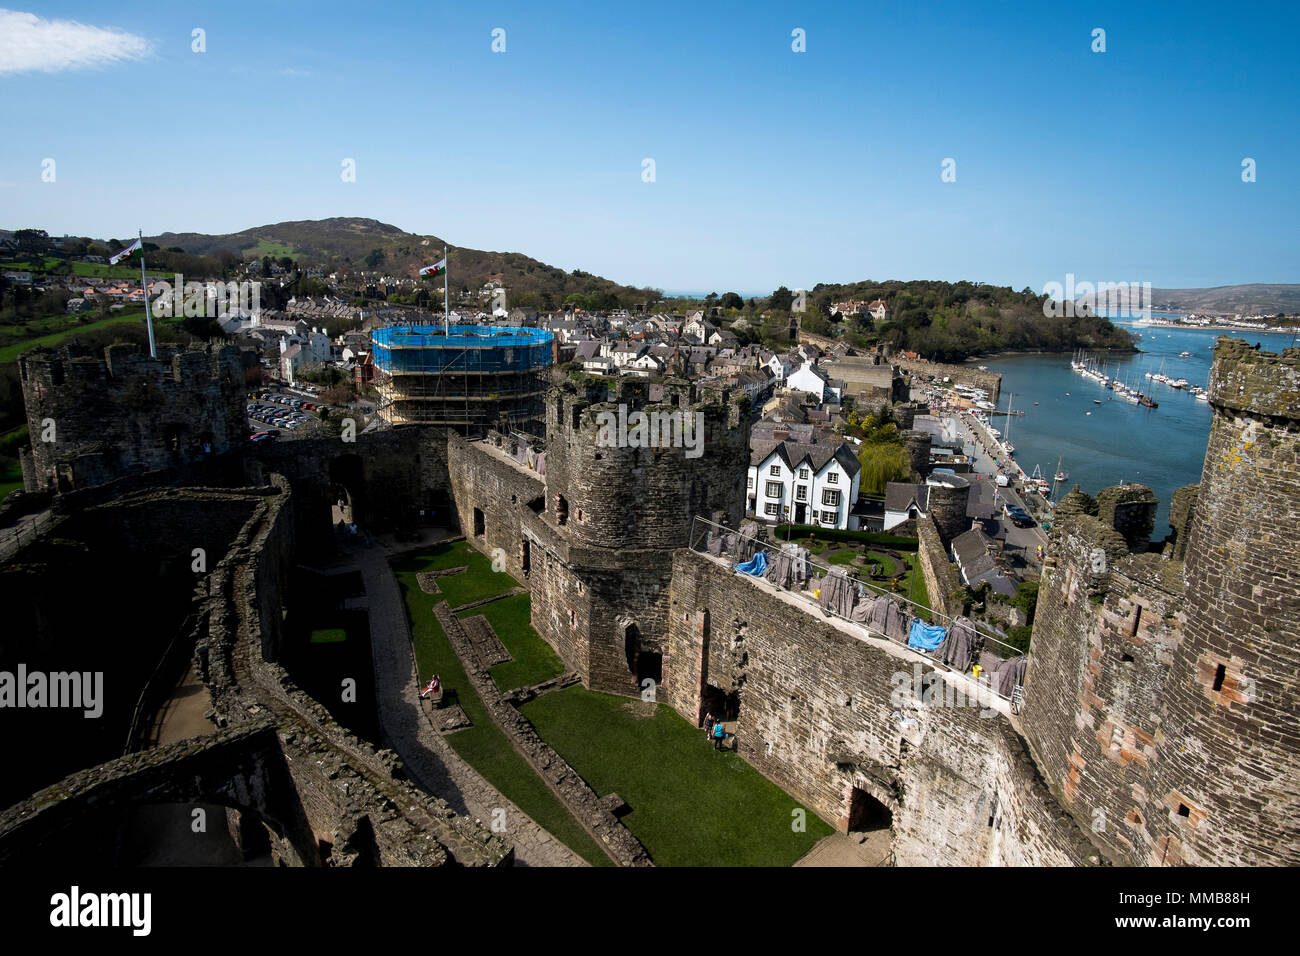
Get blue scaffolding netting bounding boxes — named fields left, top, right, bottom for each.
left=372, top=324, right=554, bottom=375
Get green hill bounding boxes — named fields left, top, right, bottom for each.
left=147, top=217, right=660, bottom=310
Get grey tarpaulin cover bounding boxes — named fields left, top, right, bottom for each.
left=820, top=566, right=856, bottom=618
left=985, top=655, right=1026, bottom=696
left=938, top=616, right=980, bottom=672
left=863, top=594, right=910, bottom=643
left=737, top=521, right=759, bottom=562
left=764, top=545, right=796, bottom=589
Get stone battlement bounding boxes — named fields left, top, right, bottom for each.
left=1206, top=336, right=1300, bottom=419
left=19, top=343, right=248, bottom=495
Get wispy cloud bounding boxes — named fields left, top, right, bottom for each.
left=0, top=8, right=149, bottom=75
left=280, top=67, right=311, bottom=77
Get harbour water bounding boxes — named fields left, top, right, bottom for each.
left=976, top=318, right=1298, bottom=533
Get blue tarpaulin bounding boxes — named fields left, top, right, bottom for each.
left=907, top=618, right=947, bottom=651
left=734, top=551, right=768, bottom=576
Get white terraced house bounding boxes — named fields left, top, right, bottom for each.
left=747, top=438, right=862, bottom=530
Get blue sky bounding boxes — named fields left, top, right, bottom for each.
left=1, top=0, right=1296, bottom=295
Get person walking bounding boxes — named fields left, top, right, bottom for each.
left=704, top=711, right=715, bottom=742
left=712, top=720, right=727, bottom=751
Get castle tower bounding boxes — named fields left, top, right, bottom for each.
left=1021, top=339, right=1300, bottom=867
left=1152, top=338, right=1300, bottom=865
left=901, top=429, right=932, bottom=478
left=529, top=377, right=749, bottom=694
left=18, top=343, right=246, bottom=494
left=924, top=472, right=969, bottom=543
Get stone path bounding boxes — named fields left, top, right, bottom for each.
left=351, top=543, right=586, bottom=868
left=794, top=829, right=892, bottom=867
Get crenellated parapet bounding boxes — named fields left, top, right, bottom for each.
left=1024, top=338, right=1300, bottom=865
left=18, top=342, right=247, bottom=494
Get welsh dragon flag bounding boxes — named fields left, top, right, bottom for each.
left=419, top=258, right=446, bottom=280
left=109, top=238, right=143, bottom=265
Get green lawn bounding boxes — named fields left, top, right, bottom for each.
left=391, top=550, right=613, bottom=866
left=457, top=594, right=565, bottom=693
left=403, top=539, right=518, bottom=608
left=521, top=686, right=833, bottom=866
left=0, top=257, right=167, bottom=280
left=309, top=628, right=347, bottom=644
left=1, top=454, right=22, bottom=502
left=241, top=240, right=297, bottom=258
left=0, top=312, right=149, bottom=363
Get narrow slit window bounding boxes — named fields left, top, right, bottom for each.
left=1212, top=663, right=1226, bottom=692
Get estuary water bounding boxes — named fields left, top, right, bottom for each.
left=976, top=318, right=1298, bottom=534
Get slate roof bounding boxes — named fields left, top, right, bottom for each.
left=885, top=481, right=929, bottom=514
left=750, top=437, right=862, bottom=477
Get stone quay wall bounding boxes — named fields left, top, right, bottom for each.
left=893, top=356, right=1002, bottom=405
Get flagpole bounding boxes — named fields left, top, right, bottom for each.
left=443, top=245, right=449, bottom=335
left=140, top=229, right=156, bottom=358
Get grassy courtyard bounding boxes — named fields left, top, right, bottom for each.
left=457, top=593, right=565, bottom=693
left=391, top=537, right=837, bottom=867
left=391, top=545, right=613, bottom=866
left=521, top=686, right=833, bottom=866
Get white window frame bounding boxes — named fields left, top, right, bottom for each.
left=827, top=471, right=839, bottom=484
left=765, top=481, right=782, bottom=498
left=796, top=485, right=807, bottom=501
left=822, top=489, right=841, bottom=507
left=769, top=464, right=781, bottom=476
left=764, top=503, right=779, bottom=517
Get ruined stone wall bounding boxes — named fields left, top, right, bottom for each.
left=662, top=550, right=1098, bottom=865
left=446, top=433, right=545, bottom=582
left=255, top=425, right=449, bottom=549
left=199, top=477, right=511, bottom=866
left=915, top=513, right=960, bottom=618
left=18, top=343, right=246, bottom=493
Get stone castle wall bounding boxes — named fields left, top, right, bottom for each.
left=661, top=550, right=1099, bottom=865
left=18, top=343, right=247, bottom=493
left=1022, top=338, right=1300, bottom=866
left=1155, top=338, right=1300, bottom=865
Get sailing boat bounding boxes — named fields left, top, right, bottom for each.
left=1002, top=392, right=1015, bottom=456
left=1054, top=454, right=1067, bottom=483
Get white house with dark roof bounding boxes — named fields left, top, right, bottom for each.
left=786, top=361, right=842, bottom=405
left=747, top=438, right=862, bottom=529
left=883, top=481, right=929, bottom=531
